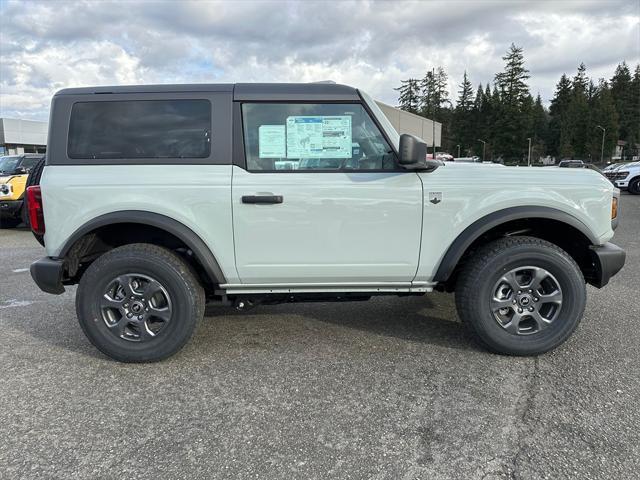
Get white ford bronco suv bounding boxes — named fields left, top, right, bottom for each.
left=28, top=83, right=625, bottom=362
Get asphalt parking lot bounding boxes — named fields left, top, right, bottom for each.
left=1, top=194, right=638, bottom=480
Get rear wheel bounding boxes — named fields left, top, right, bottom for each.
left=76, top=243, right=205, bottom=362
left=455, top=236, right=586, bottom=355
left=628, top=177, right=640, bottom=195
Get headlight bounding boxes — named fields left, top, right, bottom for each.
left=611, top=196, right=618, bottom=219
left=0, top=184, right=12, bottom=196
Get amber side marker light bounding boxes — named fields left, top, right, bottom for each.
left=611, top=196, right=618, bottom=219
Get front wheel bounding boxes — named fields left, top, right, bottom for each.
left=455, top=236, right=586, bottom=355
left=76, top=243, right=205, bottom=362
left=628, top=177, right=640, bottom=195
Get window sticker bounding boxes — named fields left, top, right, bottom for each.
left=286, top=116, right=352, bottom=159
left=258, top=125, right=286, bottom=158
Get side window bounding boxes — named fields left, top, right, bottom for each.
left=20, top=157, right=41, bottom=171
left=68, top=100, right=211, bottom=159
left=241, top=103, right=396, bottom=171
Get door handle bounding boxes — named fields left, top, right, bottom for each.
left=241, top=195, right=283, bottom=204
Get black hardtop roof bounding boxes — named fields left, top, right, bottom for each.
left=54, top=83, right=360, bottom=101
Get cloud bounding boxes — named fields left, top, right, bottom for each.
left=0, top=0, right=638, bottom=120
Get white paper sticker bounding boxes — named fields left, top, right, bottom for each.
left=259, top=125, right=286, bottom=158
left=286, top=116, right=352, bottom=159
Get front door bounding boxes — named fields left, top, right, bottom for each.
left=232, top=101, right=423, bottom=285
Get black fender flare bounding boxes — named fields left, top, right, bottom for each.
left=58, top=210, right=226, bottom=284
left=432, top=206, right=598, bottom=282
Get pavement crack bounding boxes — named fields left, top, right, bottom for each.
left=509, top=356, right=541, bottom=480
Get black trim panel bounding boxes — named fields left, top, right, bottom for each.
left=588, top=242, right=625, bottom=288
left=30, top=257, right=65, bottom=294
left=58, top=211, right=226, bottom=284
left=433, top=206, right=599, bottom=282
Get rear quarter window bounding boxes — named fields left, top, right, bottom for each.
left=68, top=99, right=211, bottom=159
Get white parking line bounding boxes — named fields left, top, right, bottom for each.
left=0, top=299, right=36, bottom=309
left=12, top=268, right=29, bottom=273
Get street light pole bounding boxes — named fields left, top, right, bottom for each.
left=477, top=139, right=486, bottom=162
left=527, top=137, right=532, bottom=166
left=596, top=125, right=606, bottom=164
left=456, top=144, right=461, bottom=158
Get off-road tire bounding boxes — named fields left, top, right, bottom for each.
left=455, top=236, right=586, bottom=356
left=628, top=177, right=640, bottom=195
left=76, top=243, right=205, bottom=362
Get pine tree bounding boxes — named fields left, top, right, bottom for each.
left=588, top=80, right=619, bottom=162
left=395, top=79, right=421, bottom=114
left=610, top=62, right=635, bottom=159
left=494, top=43, right=531, bottom=107
left=568, top=63, right=590, bottom=159
left=492, top=44, right=532, bottom=160
left=530, top=94, right=548, bottom=161
left=548, top=74, right=573, bottom=159
left=452, top=71, right=475, bottom=155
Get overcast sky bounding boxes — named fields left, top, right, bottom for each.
left=1, top=0, right=638, bottom=121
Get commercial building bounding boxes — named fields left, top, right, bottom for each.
left=0, top=118, right=48, bottom=155
left=376, top=101, right=441, bottom=148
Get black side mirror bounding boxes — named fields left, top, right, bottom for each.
left=399, top=134, right=443, bottom=170
left=15, top=166, right=27, bottom=174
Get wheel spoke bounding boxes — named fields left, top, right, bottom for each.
left=143, top=279, right=165, bottom=302
left=137, top=320, right=154, bottom=341
left=539, top=289, right=563, bottom=304
left=101, top=294, right=123, bottom=310
left=529, top=311, right=550, bottom=331
left=503, top=312, right=522, bottom=334
left=491, top=297, right=513, bottom=311
left=148, top=305, right=171, bottom=322
left=502, top=270, right=521, bottom=290
left=117, top=275, right=134, bottom=297
left=107, top=318, right=129, bottom=338
left=528, top=268, right=548, bottom=291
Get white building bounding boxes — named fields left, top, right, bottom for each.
left=376, top=101, right=441, bottom=148
left=0, top=118, right=48, bottom=155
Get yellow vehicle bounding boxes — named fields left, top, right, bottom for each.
left=0, top=154, right=44, bottom=228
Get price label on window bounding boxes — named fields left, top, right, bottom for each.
left=286, top=116, right=352, bottom=159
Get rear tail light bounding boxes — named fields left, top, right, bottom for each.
left=26, top=186, right=45, bottom=235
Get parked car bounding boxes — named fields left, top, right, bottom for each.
left=603, top=161, right=640, bottom=194
left=0, top=153, right=45, bottom=227
left=557, top=159, right=585, bottom=168
left=28, top=83, right=625, bottom=362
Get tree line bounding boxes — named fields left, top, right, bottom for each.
left=395, top=44, right=640, bottom=163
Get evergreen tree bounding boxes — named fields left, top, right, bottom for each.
left=452, top=71, right=475, bottom=155
left=568, top=63, right=590, bottom=159
left=530, top=94, right=548, bottom=161
left=610, top=62, right=635, bottom=159
left=494, top=43, right=531, bottom=107
left=492, top=44, right=532, bottom=160
left=588, top=80, right=619, bottom=162
left=395, top=79, right=420, bottom=114
left=548, top=74, right=573, bottom=158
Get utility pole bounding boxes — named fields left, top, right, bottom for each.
left=527, top=137, right=532, bottom=166
left=456, top=144, right=461, bottom=158
left=596, top=125, right=606, bottom=164
left=477, top=139, right=486, bottom=162
left=432, top=67, right=436, bottom=159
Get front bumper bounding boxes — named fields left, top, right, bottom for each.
left=0, top=199, right=23, bottom=218
left=589, top=242, right=626, bottom=288
left=30, top=257, right=66, bottom=294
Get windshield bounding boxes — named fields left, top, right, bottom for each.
left=0, top=156, right=21, bottom=174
